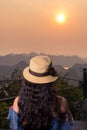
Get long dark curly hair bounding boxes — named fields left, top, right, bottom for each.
left=18, top=79, right=60, bottom=130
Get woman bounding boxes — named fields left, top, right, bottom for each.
left=7, top=55, right=73, bottom=130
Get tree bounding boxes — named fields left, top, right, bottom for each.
left=56, top=77, right=83, bottom=120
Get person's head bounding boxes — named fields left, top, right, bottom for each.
left=23, top=55, right=58, bottom=84
left=18, top=55, right=59, bottom=129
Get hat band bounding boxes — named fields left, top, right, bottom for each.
left=29, top=69, right=49, bottom=77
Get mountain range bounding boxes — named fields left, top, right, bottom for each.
left=0, top=53, right=87, bottom=86
left=0, top=52, right=86, bottom=67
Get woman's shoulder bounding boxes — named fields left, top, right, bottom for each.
left=13, top=96, right=19, bottom=113
left=57, top=95, right=67, bottom=102
left=57, top=95, right=69, bottom=113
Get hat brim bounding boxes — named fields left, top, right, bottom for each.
left=23, top=66, right=58, bottom=84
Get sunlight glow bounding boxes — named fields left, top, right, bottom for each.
left=56, top=14, right=65, bottom=23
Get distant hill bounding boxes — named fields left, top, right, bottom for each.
left=0, top=62, right=87, bottom=86
left=0, top=52, right=37, bottom=66
left=0, top=53, right=87, bottom=85
left=62, top=63, right=87, bottom=86
left=83, top=58, right=87, bottom=63
left=0, top=61, right=64, bottom=80
left=0, top=53, right=86, bottom=67
left=0, top=61, right=28, bottom=80
left=49, top=55, right=86, bottom=67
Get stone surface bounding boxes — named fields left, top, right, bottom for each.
left=71, top=121, right=87, bottom=130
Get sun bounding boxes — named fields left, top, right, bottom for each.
left=56, top=14, right=65, bottom=23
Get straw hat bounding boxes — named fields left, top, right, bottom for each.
left=23, top=55, right=58, bottom=84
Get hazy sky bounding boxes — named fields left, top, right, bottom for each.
left=0, top=0, right=87, bottom=57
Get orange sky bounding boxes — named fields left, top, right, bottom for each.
left=0, top=0, right=87, bottom=57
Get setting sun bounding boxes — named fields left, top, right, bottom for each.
left=56, top=14, right=65, bottom=23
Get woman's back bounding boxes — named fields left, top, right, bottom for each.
left=16, top=81, right=60, bottom=130
left=8, top=55, right=73, bottom=130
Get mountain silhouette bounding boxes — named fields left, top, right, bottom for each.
left=0, top=53, right=86, bottom=67
left=0, top=53, right=87, bottom=85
